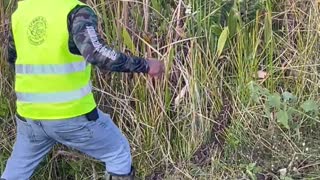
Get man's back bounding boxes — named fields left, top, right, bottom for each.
left=12, top=0, right=96, bottom=120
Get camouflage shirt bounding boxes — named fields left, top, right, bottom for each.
left=7, top=5, right=149, bottom=73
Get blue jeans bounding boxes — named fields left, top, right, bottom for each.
left=1, top=110, right=132, bottom=180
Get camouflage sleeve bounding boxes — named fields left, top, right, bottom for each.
left=69, top=6, right=149, bottom=73
left=7, top=28, right=17, bottom=65
left=1, top=24, right=17, bottom=65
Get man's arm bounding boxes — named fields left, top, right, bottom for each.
left=69, top=6, right=150, bottom=73
left=7, top=29, right=17, bottom=65
left=1, top=23, right=17, bottom=65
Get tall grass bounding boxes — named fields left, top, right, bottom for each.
left=1, top=0, right=320, bottom=179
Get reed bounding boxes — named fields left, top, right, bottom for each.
left=1, top=0, right=320, bottom=179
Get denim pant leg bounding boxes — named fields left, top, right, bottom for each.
left=1, top=117, right=55, bottom=180
left=42, top=110, right=132, bottom=175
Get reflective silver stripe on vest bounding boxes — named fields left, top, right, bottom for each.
left=16, top=83, right=92, bottom=103
left=15, top=61, right=87, bottom=74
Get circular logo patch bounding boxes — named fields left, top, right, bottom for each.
left=27, top=16, right=47, bottom=46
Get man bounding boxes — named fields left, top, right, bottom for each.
left=1, top=0, right=164, bottom=179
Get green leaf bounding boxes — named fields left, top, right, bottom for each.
left=211, top=24, right=222, bottom=36
left=276, top=110, right=290, bottom=129
left=217, top=27, right=229, bottom=57
left=245, top=163, right=255, bottom=179
left=264, top=2, right=272, bottom=44
left=267, top=93, right=281, bottom=109
left=248, top=81, right=260, bottom=103
left=282, top=92, right=297, bottom=103
left=122, top=27, right=136, bottom=55
left=301, top=100, right=319, bottom=113
left=287, top=107, right=295, bottom=121
left=260, top=87, right=270, bottom=96
left=246, top=163, right=256, bottom=171
left=151, top=0, right=161, bottom=12
left=228, top=8, right=237, bottom=38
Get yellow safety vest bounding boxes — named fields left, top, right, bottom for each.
left=12, top=0, right=96, bottom=120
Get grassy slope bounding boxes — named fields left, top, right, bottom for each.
left=1, top=0, right=320, bottom=179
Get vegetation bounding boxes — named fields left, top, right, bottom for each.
left=1, top=0, right=320, bottom=179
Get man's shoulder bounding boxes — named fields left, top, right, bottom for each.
left=69, top=5, right=96, bottom=21
left=68, top=5, right=97, bottom=33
